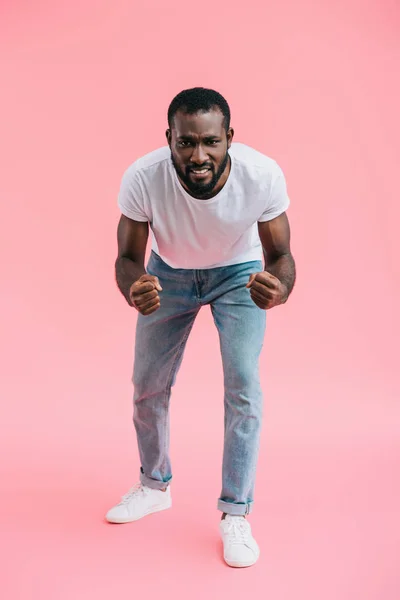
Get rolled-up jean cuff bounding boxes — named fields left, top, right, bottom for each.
left=217, top=499, right=254, bottom=516
left=140, top=470, right=171, bottom=491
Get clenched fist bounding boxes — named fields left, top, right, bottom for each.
left=246, top=271, right=288, bottom=310
left=129, top=274, right=162, bottom=316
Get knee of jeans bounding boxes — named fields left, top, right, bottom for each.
left=225, top=369, right=262, bottom=410
left=133, top=352, right=183, bottom=394
left=230, top=392, right=262, bottom=416
left=133, top=382, right=170, bottom=402
left=225, top=361, right=260, bottom=391
left=133, top=369, right=173, bottom=403
left=225, top=383, right=262, bottom=417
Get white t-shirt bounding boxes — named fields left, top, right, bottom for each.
left=118, top=142, right=290, bottom=269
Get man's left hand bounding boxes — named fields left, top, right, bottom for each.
left=246, top=271, right=288, bottom=310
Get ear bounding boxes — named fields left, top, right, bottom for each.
left=166, top=129, right=171, bottom=146
left=227, top=127, right=234, bottom=149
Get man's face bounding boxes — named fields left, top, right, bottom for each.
left=167, top=109, right=234, bottom=198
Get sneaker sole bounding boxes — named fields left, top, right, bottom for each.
left=224, top=553, right=260, bottom=568
left=106, top=500, right=172, bottom=524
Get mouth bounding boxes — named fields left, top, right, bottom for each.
left=189, top=167, right=212, bottom=179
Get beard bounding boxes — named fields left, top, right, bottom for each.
left=171, top=151, right=230, bottom=198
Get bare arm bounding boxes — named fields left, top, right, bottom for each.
left=115, top=215, right=149, bottom=305
left=257, top=212, right=296, bottom=302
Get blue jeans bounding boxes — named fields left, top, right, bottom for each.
left=132, top=251, right=266, bottom=516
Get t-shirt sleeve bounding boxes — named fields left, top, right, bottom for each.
left=117, top=165, right=149, bottom=222
left=258, top=163, right=290, bottom=222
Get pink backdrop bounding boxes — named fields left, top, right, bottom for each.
left=1, top=1, right=399, bottom=598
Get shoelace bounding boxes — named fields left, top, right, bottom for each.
left=225, top=518, right=251, bottom=546
left=119, top=483, right=149, bottom=505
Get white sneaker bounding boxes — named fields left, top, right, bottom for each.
left=220, top=515, right=260, bottom=567
left=105, top=483, right=172, bottom=523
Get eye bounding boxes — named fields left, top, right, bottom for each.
left=178, top=141, right=191, bottom=148
left=207, top=140, right=219, bottom=145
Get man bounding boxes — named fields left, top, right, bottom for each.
left=106, top=87, right=296, bottom=568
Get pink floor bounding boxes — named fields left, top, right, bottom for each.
left=1, top=1, right=399, bottom=598
left=2, top=307, right=399, bottom=599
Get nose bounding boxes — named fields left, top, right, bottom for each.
left=190, top=144, right=208, bottom=165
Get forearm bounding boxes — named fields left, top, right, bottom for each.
left=115, top=256, right=146, bottom=306
left=264, top=252, right=296, bottom=301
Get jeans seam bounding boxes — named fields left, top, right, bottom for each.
left=162, top=313, right=198, bottom=471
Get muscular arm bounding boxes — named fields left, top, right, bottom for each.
left=258, top=212, right=296, bottom=301
left=115, top=215, right=149, bottom=306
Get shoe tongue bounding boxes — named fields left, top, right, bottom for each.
left=226, top=515, right=244, bottom=523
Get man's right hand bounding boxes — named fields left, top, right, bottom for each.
left=129, top=274, right=162, bottom=316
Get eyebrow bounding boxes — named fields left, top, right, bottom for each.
left=177, top=135, right=221, bottom=141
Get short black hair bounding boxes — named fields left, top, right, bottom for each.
left=167, top=87, right=231, bottom=131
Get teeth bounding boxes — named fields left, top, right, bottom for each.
left=192, top=169, right=209, bottom=174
